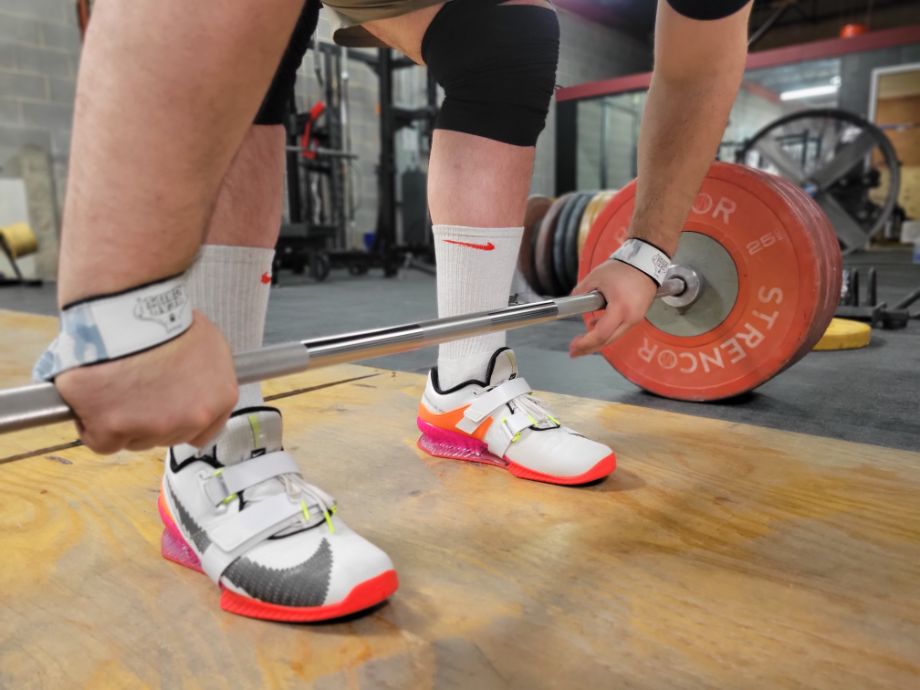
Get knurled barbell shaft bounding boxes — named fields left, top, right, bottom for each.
left=0, top=277, right=688, bottom=435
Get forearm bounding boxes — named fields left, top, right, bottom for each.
left=58, top=0, right=301, bottom=306
left=628, top=71, right=743, bottom=255
left=628, top=1, right=751, bottom=257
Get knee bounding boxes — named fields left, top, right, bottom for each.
left=422, top=0, right=560, bottom=147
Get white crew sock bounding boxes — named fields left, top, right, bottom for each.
left=185, top=244, right=274, bottom=410
left=434, top=224, right=523, bottom=388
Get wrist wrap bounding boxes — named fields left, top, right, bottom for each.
left=33, top=275, right=193, bottom=381
left=609, top=239, right=672, bottom=286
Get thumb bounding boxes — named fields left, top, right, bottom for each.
left=570, top=277, right=595, bottom=297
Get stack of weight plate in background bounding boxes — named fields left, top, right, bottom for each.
left=519, top=190, right=617, bottom=297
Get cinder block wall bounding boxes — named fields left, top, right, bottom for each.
left=0, top=0, right=81, bottom=279
left=0, top=0, right=79, bottom=171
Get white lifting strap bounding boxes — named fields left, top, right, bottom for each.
left=201, top=451, right=301, bottom=506
left=455, top=377, right=532, bottom=434
left=199, top=493, right=306, bottom=582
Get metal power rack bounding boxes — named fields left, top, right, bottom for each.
left=278, top=44, right=438, bottom=283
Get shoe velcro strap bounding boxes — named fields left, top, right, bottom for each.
left=501, top=409, right=534, bottom=439
left=456, top=377, right=532, bottom=434
left=201, top=451, right=301, bottom=506
left=495, top=409, right=534, bottom=456
left=199, top=493, right=306, bottom=582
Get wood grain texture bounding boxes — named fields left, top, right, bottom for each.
left=1, top=311, right=919, bottom=689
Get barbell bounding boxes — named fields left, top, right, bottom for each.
left=0, top=280, right=694, bottom=435
left=0, top=161, right=841, bottom=434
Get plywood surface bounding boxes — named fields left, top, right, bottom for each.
left=1, top=310, right=919, bottom=689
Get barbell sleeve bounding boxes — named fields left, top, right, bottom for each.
left=0, top=279, right=687, bottom=435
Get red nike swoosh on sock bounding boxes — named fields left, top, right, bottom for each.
left=442, top=239, right=496, bottom=251
left=260, top=272, right=272, bottom=284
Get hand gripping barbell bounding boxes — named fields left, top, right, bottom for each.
left=0, top=276, right=692, bottom=435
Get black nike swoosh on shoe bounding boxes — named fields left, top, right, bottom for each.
left=223, top=538, right=333, bottom=608
left=167, top=482, right=212, bottom=553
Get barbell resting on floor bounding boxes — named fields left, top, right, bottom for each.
left=0, top=278, right=691, bottom=435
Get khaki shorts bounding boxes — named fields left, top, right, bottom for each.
left=325, top=0, right=447, bottom=47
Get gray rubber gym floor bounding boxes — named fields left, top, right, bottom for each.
left=3, top=247, right=918, bottom=451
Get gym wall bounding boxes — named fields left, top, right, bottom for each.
left=838, top=43, right=920, bottom=116
left=533, top=9, right=651, bottom=197
left=751, top=2, right=920, bottom=51
left=0, top=0, right=651, bottom=270
left=0, top=0, right=79, bottom=280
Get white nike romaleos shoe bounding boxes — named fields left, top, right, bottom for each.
left=158, top=407, right=397, bottom=622
left=417, top=348, right=616, bottom=485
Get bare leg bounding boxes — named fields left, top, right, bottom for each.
left=364, top=4, right=539, bottom=227
left=426, top=130, right=534, bottom=227
left=54, top=0, right=307, bottom=452
left=365, top=0, right=553, bottom=385
left=58, top=0, right=304, bottom=305
left=181, top=125, right=286, bottom=413
left=204, top=125, right=286, bottom=248
left=193, top=0, right=320, bottom=410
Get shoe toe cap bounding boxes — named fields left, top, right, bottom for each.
left=507, top=429, right=613, bottom=479
left=325, top=528, right=396, bottom=603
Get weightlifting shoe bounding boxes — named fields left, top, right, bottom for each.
left=158, top=406, right=397, bottom=622
left=417, top=348, right=616, bottom=485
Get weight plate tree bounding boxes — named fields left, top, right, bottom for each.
left=739, top=108, right=901, bottom=253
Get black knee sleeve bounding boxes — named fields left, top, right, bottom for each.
left=254, top=0, right=320, bottom=126
left=422, top=0, right=560, bottom=147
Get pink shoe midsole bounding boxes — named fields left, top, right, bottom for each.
left=158, top=490, right=204, bottom=573
left=416, top=417, right=506, bottom=467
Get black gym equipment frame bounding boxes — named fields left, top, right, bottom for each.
left=280, top=45, right=438, bottom=283
left=352, top=48, right=439, bottom=277
left=280, top=43, right=362, bottom=283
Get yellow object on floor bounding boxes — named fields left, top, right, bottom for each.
left=1, top=310, right=919, bottom=688
left=813, top=317, right=872, bottom=351
left=0, top=222, right=37, bottom=258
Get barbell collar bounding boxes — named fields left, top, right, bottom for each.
left=0, top=276, right=690, bottom=435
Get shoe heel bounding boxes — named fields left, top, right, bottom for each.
left=160, top=526, right=203, bottom=572
left=157, top=491, right=203, bottom=573
left=416, top=417, right=505, bottom=467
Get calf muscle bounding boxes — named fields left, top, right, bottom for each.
left=59, top=0, right=302, bottom=305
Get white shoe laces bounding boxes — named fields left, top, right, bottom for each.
left=515, top=393, right=560, bottom=428
left=273, top=473, right=338, bottom=533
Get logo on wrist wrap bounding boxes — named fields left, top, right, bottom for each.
left=134, top=286, right=190, bottom=333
